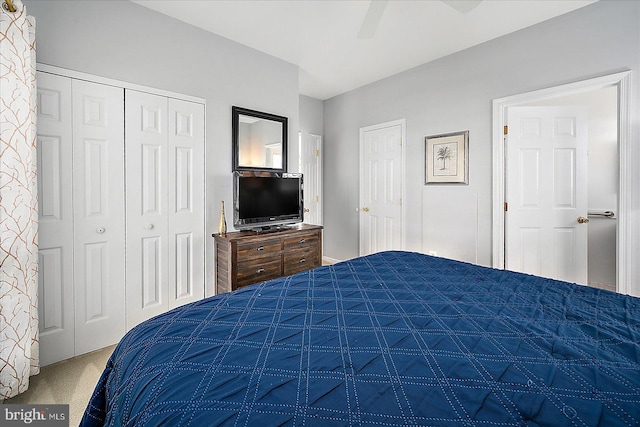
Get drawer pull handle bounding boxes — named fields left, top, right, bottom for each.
left=256, top=268, right=265, bottom=274
left=257, top=246, right=264, bottom=251
left=299, top=239, right=305, bottom=244
left=299, top=258, right=306, bottom=264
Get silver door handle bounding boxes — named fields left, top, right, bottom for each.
left=96, top=227, right=105, bottom=234
left=144, top=224, right=154, bottom=230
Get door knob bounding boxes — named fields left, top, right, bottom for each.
left=144, top=223, right=154, bottom=230
left=96, top=227, right=105, bottom=234
left=577, top=216, right=589, bottom=224
left=304, top=208, right=310, bottom=213
left=362, top=207, right=370, bottom=212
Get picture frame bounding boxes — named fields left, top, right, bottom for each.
left=425, top=130, right=469, bottom=184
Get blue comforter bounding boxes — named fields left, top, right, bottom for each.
left=82, top=251, right=640, bottom=426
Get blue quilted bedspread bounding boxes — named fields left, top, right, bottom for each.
left=81, top=251, right=640, bottom=426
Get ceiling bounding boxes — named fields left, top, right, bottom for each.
left=132, top=0, right=597, bottom=100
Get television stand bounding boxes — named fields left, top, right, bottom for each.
left=213, top=224, right=323, bottom=294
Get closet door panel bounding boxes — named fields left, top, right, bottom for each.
left=72, top=80, right=125, bottom=355
left=36, top=67, right=206, bottom=365
left=126, top=90, right=169, bottom=329
left=168, top=99, right=205, bottom=308
left=36, top=72, right=74, bottom=365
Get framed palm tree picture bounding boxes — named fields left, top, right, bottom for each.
left=425, top=130, right=469, bottom=184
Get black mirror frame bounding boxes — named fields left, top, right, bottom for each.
left=232, top=106, right=288, bottom=173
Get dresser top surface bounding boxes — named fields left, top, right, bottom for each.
left=213, top=223, right=322, bottom=243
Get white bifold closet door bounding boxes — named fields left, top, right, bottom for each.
left=37, top=72, right=125, bottom=365
left=72, top=80, right=126, bottom=354
left=37, top=72, right=74, bottom=366
left=125, top=90, right=205, bottom=329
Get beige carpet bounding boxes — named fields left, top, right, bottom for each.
left=3, top=345, right=115, bottom=426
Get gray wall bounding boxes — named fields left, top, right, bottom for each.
left=27, top=0, right=300, bottom=296
left=299, top=95, right=324, bottom=136
left=323, top=1, right=640, bottom=289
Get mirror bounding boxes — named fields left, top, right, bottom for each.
left=232, top=106, right=288, bottom=172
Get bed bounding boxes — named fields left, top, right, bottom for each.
left=81, top=251, right=640, bottom=426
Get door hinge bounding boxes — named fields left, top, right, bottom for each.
left=504, top=202, right=508, bottom=212
left=315, top=149, right=320, bottom=157
left=316, top=195, right=319, bottom=202
left=503, top=125, right=508, bottom=135
left=400, top=138, right=403, bottom=147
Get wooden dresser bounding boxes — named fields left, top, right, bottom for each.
left=213, top=224, right=323, bottom=294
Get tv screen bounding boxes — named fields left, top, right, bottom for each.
left=233, top=172, right=303, bottom=231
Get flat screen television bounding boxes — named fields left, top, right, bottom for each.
left=233, top=171, right=303, bottom=231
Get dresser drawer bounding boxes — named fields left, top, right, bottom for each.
left=214, top=225, right=322, bottom=294
left=283, top=245, right=320, bottom=276
left=283, top=232, right=319, bottom=250
left=237, top=238, right=281, bottom=259
left=236, top=255, right=282, bottom=288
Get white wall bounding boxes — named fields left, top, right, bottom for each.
left=27, top=0, right=300, bottom=297
left=323, top=1, right=640, bottom=293
left=584, top=88, right=618, bottom=288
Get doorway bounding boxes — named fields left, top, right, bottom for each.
left=522, top=88, right=618, bottom=291
left=299, top=131, right=323, bottom=226
left=359, top=119, right=406, bottom=256
left=493, top=72, right=631, bottom=293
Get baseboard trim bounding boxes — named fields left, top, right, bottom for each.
left=322, top=256, right=342, bottom=265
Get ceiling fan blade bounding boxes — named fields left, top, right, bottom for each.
left=357, top=0, right=388, bottom=39
left=441, top=0, right=482, bottom=14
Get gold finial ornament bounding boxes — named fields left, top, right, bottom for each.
left=218, top=201, right=227, bottom=235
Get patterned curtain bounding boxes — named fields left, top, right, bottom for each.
left=0, top=0, right=38, bottom=399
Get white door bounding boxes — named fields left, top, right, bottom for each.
left=72, top=80, right=126, bottom=354
left=36, top=72, right=75, bottom=365
left=359, top=121, right=404, bottom=256
left=126, top=91, right=205, bottom=328
left=126, top=90, right=170, bottom=327
left=37, top=74, right=126, bottom=364
left=506, top=106, right=588, bottom=284
left=299, top=132, right=322, bottom=226
left=167, top=98, right=205, bottom=309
